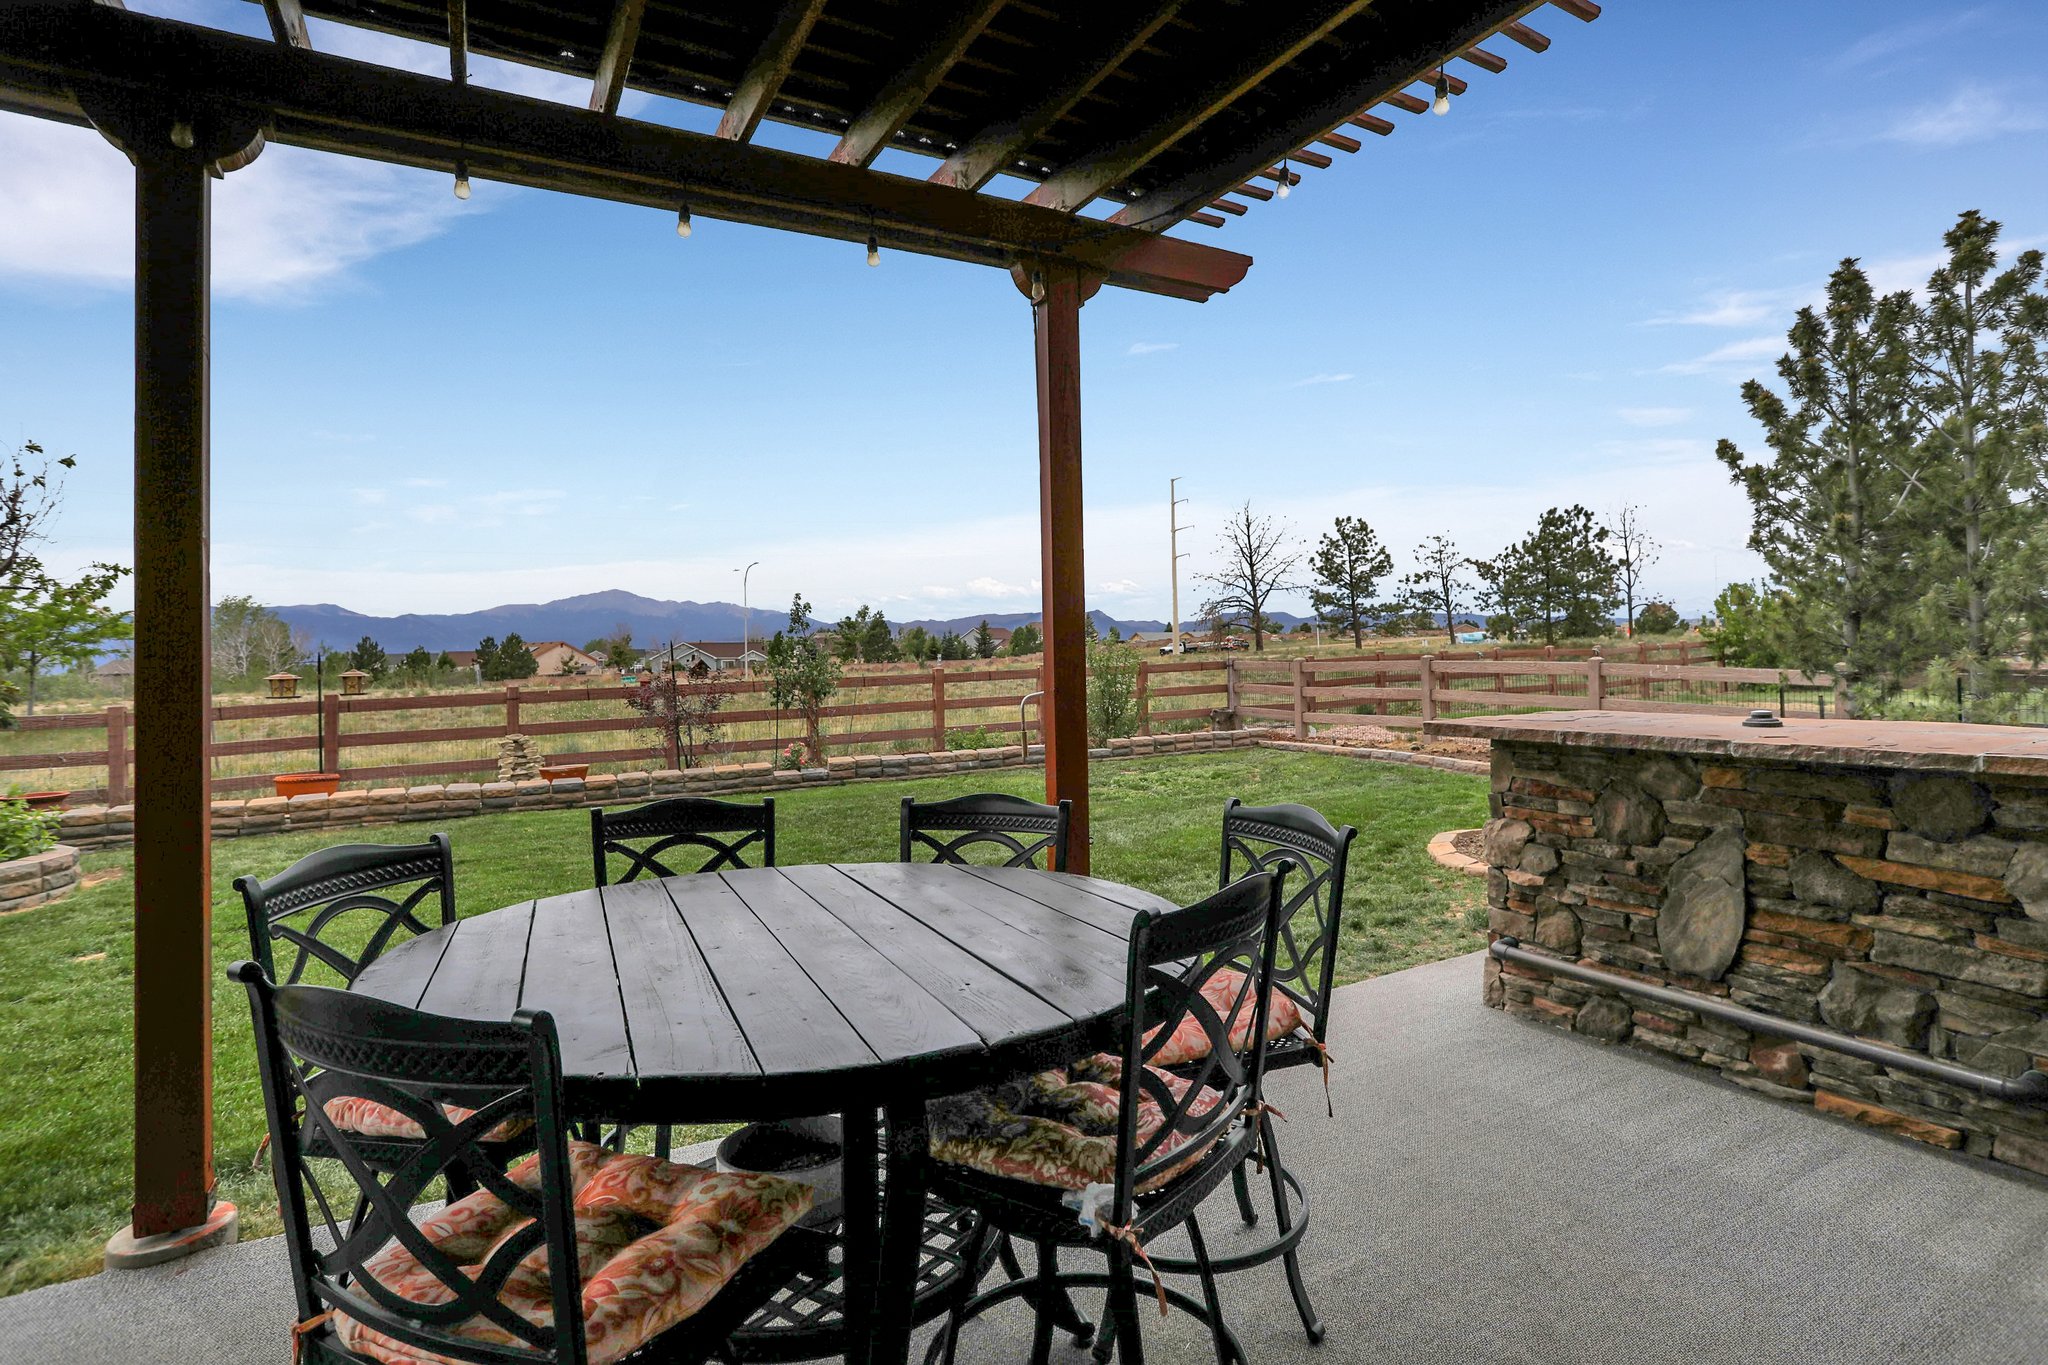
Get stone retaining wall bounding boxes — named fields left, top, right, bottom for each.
left=55, top=730, right=1264, bottom=849
left=0, top=843, right=80, bottom=914
left=1482, top=739, right=2048, bottom=1177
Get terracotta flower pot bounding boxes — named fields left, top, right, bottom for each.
left=17, top=791, right=69, bottom=810
left=274, top=772, right=342, bottom=798
left=539, top=763, right=589, bottom=781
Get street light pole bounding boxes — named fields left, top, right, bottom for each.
left=737, top=561, right=760, bottom=678
left=1169, top=478, right=1192, bottom=655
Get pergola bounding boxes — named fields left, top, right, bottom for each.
left=0, top=0, right=1599, bottom=1261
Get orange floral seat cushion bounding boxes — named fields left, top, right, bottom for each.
left=1143, top=968, right=1305, bottom=1068
left=928, top=1053, right=1221, bottom=1194
left=335, top=1141, right=813, bottom=1365
left=319, top=1096, right=531, bottom=1145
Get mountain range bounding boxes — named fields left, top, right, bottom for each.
left=269, top=591, right=1313, bottom=653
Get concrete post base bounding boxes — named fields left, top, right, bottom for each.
left=103, top=1201, right=238, bottom=1270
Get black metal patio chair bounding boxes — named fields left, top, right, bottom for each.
left=235, top=835, right=530, bottom=1197
left=922, top=864, right=1291, bottom=1365
left=591, top=795, right=775, bottom=885
left=233, top=960, right=822, bottom=1365
left=899, top=793, right=1071, bottom=870
left=1119, top=798, right=1356, bottom=1351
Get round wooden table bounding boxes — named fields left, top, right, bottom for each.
left=351, top=862, right=1172, bottom=1365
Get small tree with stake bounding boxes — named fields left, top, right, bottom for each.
left=628, top=658, right=735, bottom=769
left=1198, top=502, right=1302, bottom=653
left=763, top=594, right=840, bottom=767
left=1308, top=515, right=1393, bottom=649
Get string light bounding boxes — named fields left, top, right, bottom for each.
left=1432, top=70, right=1451, bottom=116
left=453, top=159, right=471, bottom=200
left=1276, top=158, right=1291, bottom=199
left=675, top=202, right=693, bottom=238
left=866, top=231, right=880, bottom=268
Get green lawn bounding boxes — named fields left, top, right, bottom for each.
left=0, top=749, right=1486, bottom=1296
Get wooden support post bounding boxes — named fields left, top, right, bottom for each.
left=122, top=131, right=227, bottom=1253
left=1419, top=654, right=1437, bottom=723
left=1136, top=662, right=1151, bottom=736
left=321, top=691, right=342, bottom=775
left=506, top=684, right=521, bottom=734
left=930, top=664, right=947, bottom=751
left=1225, top=658, right=1239, bottom=722
left=105, top=704, right=129, bottom=806
left=1586, top=652, right=1604, bottom=711
left=1021, top=261, right=1098, bottom=874
left=1291, top=656, right=1308, bottom=740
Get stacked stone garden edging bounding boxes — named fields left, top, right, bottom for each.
left=1475, top=735, right=2048, bottom=1176
left=0, top=843, right=81, bottom=914
left=1254, top=737, right=1489, bottom=776
left=53, top=730, right=1263, bottom=849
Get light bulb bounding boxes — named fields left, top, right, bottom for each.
left=1432, top=73, right=1450, bottom=116
left=453, top=162, right=471, bottom=200
left=676, top=204, right=693, bottom=237
left=866, top=232, right=880, bottom=268
left=169, top=121, right=195, bottom=150
left=1277, top=163, right=1291, bottom=199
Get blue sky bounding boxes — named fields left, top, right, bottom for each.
left=2, top=1, right=2045, bottom=625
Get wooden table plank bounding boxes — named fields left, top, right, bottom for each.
left=956, top=864, right=1152, bottom=939
left=835, top=863, right=1126, bottom=1018
left=665, top=873, right=879, bottom=1076
left=410, top=900, right=534, bottom=1021
left=720, top=869, right=983, bottom=1067
left=349, top=918, right=458, bottom=1010
left=600, top=878, right=758, bottom=1080
left=777, top=865, right=1069, bottom=1044
left=517, top=890, right=635, bottom=1079
left=1031, top=869, right=1181, bottom=916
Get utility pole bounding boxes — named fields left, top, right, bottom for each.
left=1169, top=477, right=1192, bottom=655
left=736, top=560, right=760, bottom=678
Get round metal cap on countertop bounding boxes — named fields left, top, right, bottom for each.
left=1742, top=709, right=1784, bottom=728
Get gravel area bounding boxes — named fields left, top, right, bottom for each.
left=1451, top=828, right=1485, bottom=862
left=1317, top=724, right=1490, bottom=760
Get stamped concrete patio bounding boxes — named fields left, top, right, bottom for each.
left=4, top=949, right=2042, bottom=1364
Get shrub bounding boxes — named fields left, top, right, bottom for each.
left=950, top=726, right=999, bottom=750
left=1087, top=635, right=1142, bottom=744
left=0, top=799, right=59, bottom=862
left=1634, top=600, right=1682, bottom=635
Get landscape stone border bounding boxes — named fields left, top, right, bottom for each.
left=0, top=843, right=81, bottom=915
left=1427, top=830, right=1487, bottom=877
left=1255, top=737, right=1489, bottom=776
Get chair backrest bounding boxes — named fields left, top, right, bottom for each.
left=1219, top=800, right=1355, bottom=1050
left=232, top=960, right=586, bottom=1365
left=590, top=795, right=775, bottom=885
left=899, top=793, right=1071, bottom=871
left=235, top=835, right=456, bottom=988
left=1110, top=866, right=1288, bottom=1230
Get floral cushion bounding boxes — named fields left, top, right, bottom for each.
left=334, top=1141, right=813, bottom=1365
left=319, top=1096, right=531, bottom=1145
left=929, top=1054, right=1221, bottom=1195
left=1144, top=968, right=1306, bottom=1068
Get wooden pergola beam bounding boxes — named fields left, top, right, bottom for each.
left=1457, top=45, right=1507, bottom=73
left=828, top=0, right=1007, bottom=168
left=1315, top=129, right=1363, bottom=152
left=588, top=0, right=649, bottom=116
left=1501, top=20, right=1550, bottom=51
left=260, top=0, right=310, bottom=50
left=1551, top=0, right=1602, bottom=21
left=446, top=0, right=467, bottom=88
left=1109, top=0, right=1543, bottom=230
left=1023, top=1, right=1375, bottom=212
left=1346, top=114, right=1393, bottom=137
left=716, top=0, right=826, bottom=143
left=0, top=2, right=1249, bottom=301
left=1380, top=91, right=1428, bottom=114
left=931, top=0, right=1186, bottom=192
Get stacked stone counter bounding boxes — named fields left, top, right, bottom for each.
left=1428, top=711, right=2048, bottom=1176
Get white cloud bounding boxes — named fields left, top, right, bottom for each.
left=1659, top=335, right=1783, bottom=377
left=1878, top=91, right=2044, bottom=149
left=351, top=488, right=389, bottom=505
left=1288, top=372, right=1355, bottom=388
left=1829, top=11, right=1987, bottom=74
left=1617, top=407, right=1693, bottom=428
left=1096, top=579, right=1141, bottom=594
left=1126, top=341, right=1178, bottom=356
left=0, top=117, right=462, bottom=300
left=1643, top=288, right=1800, bottom=329
left=402, top=477, right=449, bottom=488
left=965, top=576, right=1037, bottom=599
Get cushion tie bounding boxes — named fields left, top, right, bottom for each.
left=290, top=1310, right=334, bottom=1364
left=1308, top=1039, right=1335, bottom=1117
left=1244, top=1100, right=1287, bottom=1172
left=1097, top=1221, right=1169, bottom=1318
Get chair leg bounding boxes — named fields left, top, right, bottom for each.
left=1260, top=1113, right=1325, bottom=1344
left=1184, top=1215, right=1240, bottom=1365
left=655, top=1125, right=672, bottom=1161
left=1107, top=1245, right=1146, bottom=1365
left=1230, top=1161, right=1258, bottom=1226
left=1028, top=1241, right=1060, bottom=1365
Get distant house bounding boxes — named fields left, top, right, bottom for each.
left=95, top=656, right=134, bottom=692
left=527, top=641, right=605, bottom=676
left=640, top=641, right=768, bottom=674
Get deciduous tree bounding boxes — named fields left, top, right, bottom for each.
left=1308, top=515, right=1393, bottom=649
left=1608, top=503, right=1659, bottom=636
left=2, top=565, right=130, bottom=715
left=764, top=594, right=841, bottom=765
left=1198, top=503, right=1301, bottom=653
left=1005, top=622, right=1041, bottom=657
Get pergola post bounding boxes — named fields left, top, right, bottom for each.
left=1020, top=262, right=1100, bottom=874
left=87, top=98, right=259, bottom=1268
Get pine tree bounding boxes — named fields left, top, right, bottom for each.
left=1475, top=506, right=1618, bottom=645
left=491, top=633, right=539, bottom=680
left=348, top=634, right=388, bottom=680
left=1899, top=211, right=2048, bottom=695
left=1307, top=516, right=1393, bottom=649
left=972, top=619, right=998, bottom=659
left=1401, top=534, right=1471, bottom=647
left=1718, top=259, right=1918, bottom=706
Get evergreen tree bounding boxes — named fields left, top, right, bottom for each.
left=480, top=633, right=538, bottom=681
left=1899, top=211, right=2048, bottom=695
left=1401, top=533, right=1472, bottom=647
left=937, top=630, right=970, bottom=661
left=398, top=646, right=435, bottom=686
left=348, top=634, right=388, bottom=680
left=1307, top=515, right=1393, bottom=648
left=899, top=625, right=936, bottom=663
left=1005, top=622, right=1042, bottom=656
left=1718, top=259, right=1918, bottom=706
left=972, top=620, right=998, bottom=658
left=1475, top=506, right=1618, bottom=645
left=474, top=636, right=500, bottom=680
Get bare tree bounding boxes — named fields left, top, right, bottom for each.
left=1198, top=503, right=1302, bottom=653
left=1608, top=503, right=1660, bottom=636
